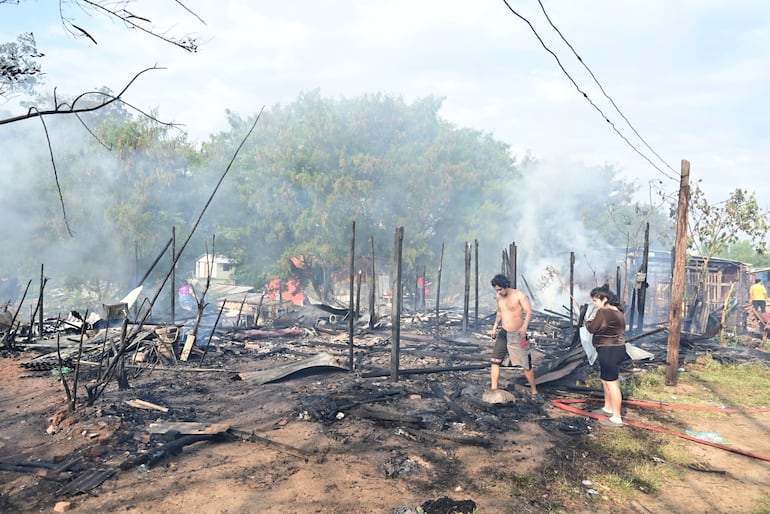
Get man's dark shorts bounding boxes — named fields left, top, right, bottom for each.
left=753, top=300, right=766, bottom=313
left=491, top=329, right=532, bottom=370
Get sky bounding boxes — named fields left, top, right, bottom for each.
left=3, top=0, right=770, bottom=312
left=2, top=0, right=770, bottom=209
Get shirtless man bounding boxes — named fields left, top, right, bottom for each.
left=489, top=274, right=543, bottom=402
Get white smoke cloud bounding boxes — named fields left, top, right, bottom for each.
left=506, top=159, right=618, bottom=314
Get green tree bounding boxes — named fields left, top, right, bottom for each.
left=0, top=32, right=43, bottom=97
left=719, top=240, right=770, bottom=267
left=689, top=186, right=769, bottom=265
left=200, top=91, right=517, bottom=299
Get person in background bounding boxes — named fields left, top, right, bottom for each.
left=178, top=281, right=198, bottom=312
left=749, top=278, right=768, bottom=313
left=488, top=274, right=544, bottom=403
left=585, top=285, right=627, bottom=427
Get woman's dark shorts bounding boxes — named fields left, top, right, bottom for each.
left=596, top=345, right=627, bottom=381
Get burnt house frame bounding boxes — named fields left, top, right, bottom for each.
left=624, top=249, right=750, bottom=333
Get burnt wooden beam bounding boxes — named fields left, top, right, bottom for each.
left=360, top=363, right=488, bottom=378
left=353, top=404, right=424, bottom=425
left=119, top=433, right=224, bottom=470
left=429, top=383, right=474, bottom=424
left=227, top=428, right=313, bottom=459
left=400, top=426, right=491, bottom=447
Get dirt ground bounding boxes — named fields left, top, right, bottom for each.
left=1, top=323, right=770, bottom=514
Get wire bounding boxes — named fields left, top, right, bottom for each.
left=500, top=0, right=679, bottom=183
left=536, top=0, right=678, bottom=178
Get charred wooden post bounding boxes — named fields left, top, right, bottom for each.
left=391, top=226, right=404, bottom=381
left=356, top=270, right=362, bottom=319
left=55, top=330, right=74, bottom=410
left=569, top=304, right=589, bottom=349
left=569, top=252, right=575, bottom=325
left=434, top=242, right=444, bottom=339
left=348, top=221, right=356, bottom=371
left=510, top=242, right=518, bottom=289
left=463, top=242, right=471, bottom=333
left=501, top=249, right=509, bottom=277
left=38, top=264, right=44, bottom=338
left=235, top=293, right=248, bottom=327
left=422, top=265, right=427, bottom=313
left=474, top=240, right=479, bottom=329
left=666, top=160, right=690, bottom=385
left=200, top=299, right=226, bottom=367
left=136, top=236, right=172, bottom=288
left=72, top=320, right=87, bottom=410
left=171, top=227, right=177, bottom=323
left=369, top=236, right=376, bottom=329
left=248, top=292, right=261, bottom=326
left=3, top=279, right=30, bottom=350
left=134, top=240, right=139, bottom=299
left=636, top=222, right=650, bottom=332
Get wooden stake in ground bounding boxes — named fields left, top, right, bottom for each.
left=390, top=226, right=404, bottom=381
left=474, top=239, right=479, bottom=329
left=369, top=236, right=376, bottom=330
left=434, top=242, right=444, bottom=339
left=463, top=242, right=471, bottom=333
left=348, top=221, right=356, bottom=371
left=666, top=159, right=690, bottom=386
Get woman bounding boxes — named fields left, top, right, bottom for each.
left=585, top=286, right=627, bottom=427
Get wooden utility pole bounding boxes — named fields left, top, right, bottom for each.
left=666, top=160, right=690, bottom=386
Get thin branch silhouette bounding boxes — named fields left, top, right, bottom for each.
left=68, top=0, right=202, bottom=53
left=34, top=110, right=74, bottom=236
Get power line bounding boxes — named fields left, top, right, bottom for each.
left=500, top=0, right=679, bottom=182
left=536, top=0, right=678, bottom=178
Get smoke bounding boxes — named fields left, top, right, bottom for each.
left=0, top=110, right=178, bottom=314
left=505, top=159, right=618, bottom=313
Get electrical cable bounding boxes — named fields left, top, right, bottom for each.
left=500, top=0, right=679, bottom=183
left=536, top=0, right=678, bottom=178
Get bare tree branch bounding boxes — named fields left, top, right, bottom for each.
left=74, top=112, right=112, bottom=150
left=34, top=110, right=75, bottom=236
left=73, top=0, right=201, bottom=53
left=174, top=0, right=207, bottom=26
left=69, top=23, right=98, bottom=45
left=1, top=66, right=183, bottom=236
left=0, top=66, right=174, bottom=125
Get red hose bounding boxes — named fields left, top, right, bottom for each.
left=552, top=397, right=770, bottom=463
